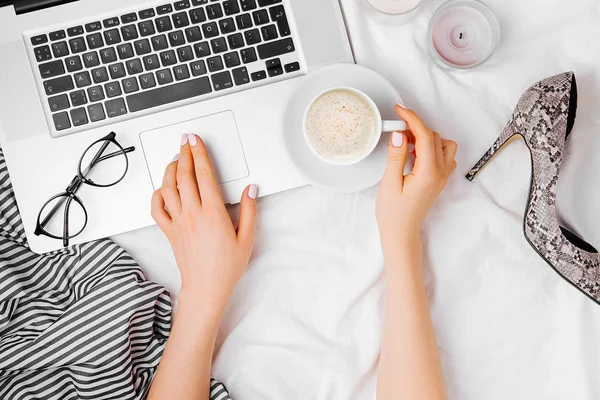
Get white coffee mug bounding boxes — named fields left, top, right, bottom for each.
left=303, top=86, right=407, bottom=166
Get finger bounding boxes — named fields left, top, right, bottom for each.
left=395, top=105, right=436, bottom=169
left=382, top=131, right=409, bottom=188
left=151, top=189, right=172, bottom=232
left=237, top=184, right=258, bottom=249
left=176, top=134, right=202, bottom=209
left=442, top=139, right=458, bottom=172
left=433, top=131, right=444, bottom=169
left=188, top=134, right=224, bottom=206
left=161, top=155, right=182, bottom=216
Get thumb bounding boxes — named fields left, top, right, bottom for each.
left=237, top=184, right=258, bottom=248
left=382, top=131, right=408, bottom=186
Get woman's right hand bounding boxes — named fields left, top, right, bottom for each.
left=376, top=105, right=457, bottom=257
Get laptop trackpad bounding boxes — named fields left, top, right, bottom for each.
left=140, top=111, right=249, bottom=190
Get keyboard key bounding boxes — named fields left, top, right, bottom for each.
left=252, top=9, right=269, bottom=25
left=250, top=70, right=266, bottom=81
left=126, top=58, right=143, bottom=74
left=49, top=30, right=66, bottom=41
left=156, top=69, right=173, bottom=85
left=224, top=52, right=240, bottom=67
left=121, top=25, right=139, bottom=41
left=53, top=112, right=71, bottom=131
left=91, top=66, right=109, bottom=83
left=88, top=103, right=106, bottom=121
left=103, top=17, right=120, bottom=28
left=108, top=63, right=126, bottom=79
left=168, top=30, right=186, bottom=47
left=269, top=5, right=290, bottom=36
left=177, top=45, right=194, bottom=62
left=127, top=76, right=211, bottom=112
left=190, top=60, right=206, bottom=76
left=122, top=77, right=139, bottom=93
left=189, top=8, right=207, bottom=24
left=139, top=73, right=156, bottom=89
left=219, top=18, right=236, bottom=34
left=134, top=39, right=152, bottom=55
left=240, top=47, right=257, bottom=63
left=211, top=70, right=233, bottom=91
left=31, top=34, right=47, bottom=46
left=69, top=90, right=87, bottom=106
left=160, top=50, right=177, bottom=66
left=48, top=94, right=69, bottom=112
left=39, top=60, right=65, bottom=79
left=194, top=41, right=211, bottom=58
left=44, top=75, right=74, bottom=95
left=258, top=0, right=281, bottom=6
left=83, top=52, right=100, bottom=68
left=240, top=0, right=257, bottom=11
left=117, top=43, right=134, bottom=59
left=70, top=107, right=88, bottom=126
left=85, top=21, right=102, bottom=32
left=156, top=4, right=173, bottom=15
left=69, top=38, right=86, bottom=53
left=206, top=4, right=223, bottom=20
left=34, top=45, right=52, bottom=62
left=151, top=35, right=169, bottom=51
left=185, top=26, right=202, bottom=42
left=268, top=66, right=282, bottom=77
left=105, top=81, right=122, bottom=98
left=210, top=37, right=227, bottom=53
left=207, top=56, right=223, bottom=72
left=173, top=64, right=190, bottom=80
left=139, top=8, right=155, bottom=19
left=235, top=14, right=253, bottom=30
left=51, top=41, right=69, bottom=57
left=87, top=85, right=105, bottom=101
left=74, top=71, right=91, bottom=87
left=105, top=98, right=127, bottom=117
left=265, top=58, right=280, bottom=69
left=172, top=12, right=190, bottom=28
left=121, top=13, right=138, bottom=24
left=104, top=29, right=121, bottom=45
left=261, top=24, right=278, bottom=41
left=86, top=33, right=104, bottom=49
left=223, top=0, right=240, bottom=15
left=100, top=47, right=117, bottom=63
left=192, top=0, right=208, bottom=5
left=284, top=61, right=300, bottom=73
left=202, top=22, right=219, bottom=38
left=156, top=16, right=173, bottom=32
left=67, top=26, right=84, bottom=36
left=143, top=54, right=160, bottom=70
left=174, top=0, right=191, bottom=10
left=138, top=20, right=155, bottom=37
left=232, top=66, right=250, bottom=85
left=244, top=29, right=261, bottom=45
left=257, top=37, right=294, bottom=59
left=227, top=33, right=244, bottom=49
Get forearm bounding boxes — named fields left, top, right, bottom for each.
left=377, top=241, right=446, bottom=400
left=148, top=290, right=222, bottom=400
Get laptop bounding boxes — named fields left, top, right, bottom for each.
left=0, top=0, right=354, bottom=253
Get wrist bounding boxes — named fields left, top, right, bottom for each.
left=177, top=287, right=227, bottom=328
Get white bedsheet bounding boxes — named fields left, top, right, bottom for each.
left=113, top=0, right=600, bottom=398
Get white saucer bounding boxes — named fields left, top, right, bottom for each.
left=279, top=63, right=404, bottom=193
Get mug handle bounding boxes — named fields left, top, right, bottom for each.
left=382, top=119, right=408, bottom=133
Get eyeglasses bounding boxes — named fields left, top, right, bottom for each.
left=34, top=132, right=135, bottom=247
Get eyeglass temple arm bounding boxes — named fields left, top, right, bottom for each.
left=62, top=196, right=73, bottom=247
left=80, top=146, right=136, bottom=177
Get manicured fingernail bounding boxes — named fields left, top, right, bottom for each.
left=392, top=131, right=404, bottom=148
left=181, top=134, right=188, bottom=146
left=397, top=101, right=406, bottom=109
left=248, top=184, right=258, bottom=199
left=188, top=133, right=197, bottom=146
left=172, top=154, right=180, bottom=162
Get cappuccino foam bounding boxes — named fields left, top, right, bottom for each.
left=305, top=89, right=378, bottom=160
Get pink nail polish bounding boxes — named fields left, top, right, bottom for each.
left=181, top=134, right=188, bottom=146
left=172, top=154, right=180, bottom=162
left=392, top=131, right=404, bottom=148
left=248, top=184, right=258, bottom=199
left=188, top=133, right=197, bottom=146
left=397, top=101, right=407, bottom=109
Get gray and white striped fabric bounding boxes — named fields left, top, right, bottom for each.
left=0, top=148, right=231, bottom=400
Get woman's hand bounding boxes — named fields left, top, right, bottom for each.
left=376, top=105, right=457, bottom=256
left=151, top=133, right=258, bottom=317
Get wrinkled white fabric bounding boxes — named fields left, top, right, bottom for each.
left=114, top=0, right=600, bottom=398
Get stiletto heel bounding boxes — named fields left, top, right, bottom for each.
left=467, top=71, right=600, bottom=305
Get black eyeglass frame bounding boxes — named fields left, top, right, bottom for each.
left=34, top=132, right=135, bottom=247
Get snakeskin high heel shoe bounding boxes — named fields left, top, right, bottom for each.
left=466, top=72, right=600, bottom=304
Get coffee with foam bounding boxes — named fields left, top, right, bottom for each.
left=304, top=89, right=378, bottom=161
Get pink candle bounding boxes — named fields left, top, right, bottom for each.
left=429, top=0, right=500, bottom=69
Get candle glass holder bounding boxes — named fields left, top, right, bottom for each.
left=362, top=0, right=423, bottom=26
left=428, top=0, right=500, bottom=70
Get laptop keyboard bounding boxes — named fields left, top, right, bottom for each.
left=27, top=0, right=301, bottom=135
